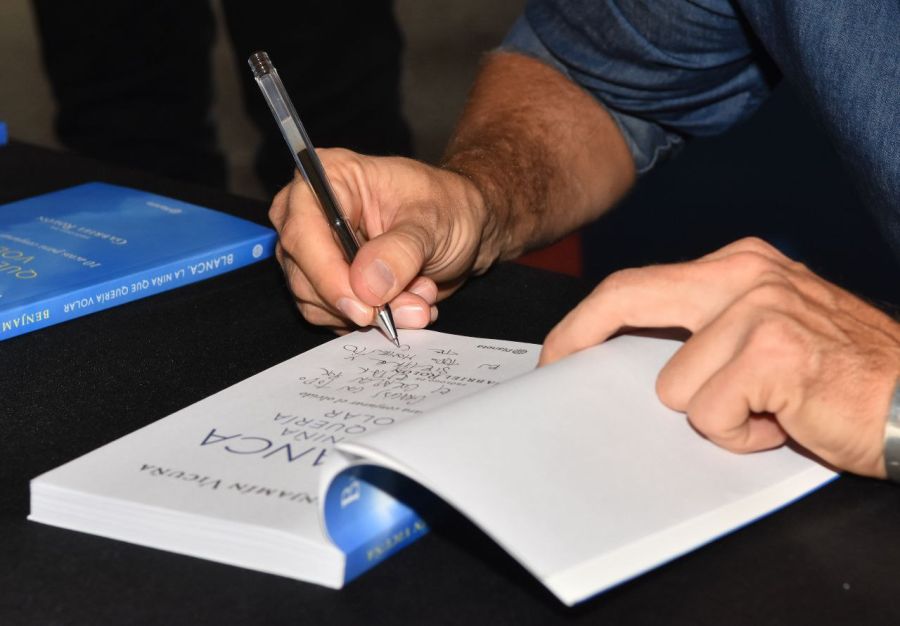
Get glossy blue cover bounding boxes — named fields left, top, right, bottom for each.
left=324, top=467, right=429, bottom=583
left=0, top=182, right=276, bottom=340
left=0, top=121, right=7, bottom=145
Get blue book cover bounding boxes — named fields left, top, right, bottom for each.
left=0, top=182, right=276, bottom=340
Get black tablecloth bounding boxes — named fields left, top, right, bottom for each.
left=2, top=142, right=898, bottom=625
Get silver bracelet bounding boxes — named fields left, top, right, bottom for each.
left=883, top=380, right=900, bottom=482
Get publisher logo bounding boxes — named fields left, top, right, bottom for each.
left=340, top=479, right=361, bottom=508
left=147, top=201, right=182, bottom=215
left=252, top=244, right=264, bottom=259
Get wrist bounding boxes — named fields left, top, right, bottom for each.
left=440, top=154, right=511, bottom=275
left=883, top=380, right=900, bottom=481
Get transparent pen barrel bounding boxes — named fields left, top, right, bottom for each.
left=249, top=53, right=360, bottom=254
left=254, top=72, right=311, bottom=157
left=247, top=50, right=398, bottom=344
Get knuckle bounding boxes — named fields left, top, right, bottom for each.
left=725, top=250, right=780, bottom=280
left=747, top=314, right=792, bottom=345
left=322, top=146, right=356, bottom=164
left=598, top=267, right=640, bottom=293
left=295, top=301, right=319, bottom=323
left=655, top=368, right=684, bottom=411
left=732, top=236, right=780, bottom=257
left=268, top=190, right=288, bottom=227
left=686, top=410, right=715, bottom=440
left=689, top=413, right=754, bottom=453
left=322, top=149, right=363, bottom=182
left=787, top=258, right=809, bottom=274
left=741, top=280, right=797, bottom=309
left=278, top=214, right=304, bottom=256
left=717, top=432, right=756, bottom=454
left=743, top=313, right=809, bottom=365
left=268, top=204, right=280, bottom=227
left=794, top=273, right=838, bottom=307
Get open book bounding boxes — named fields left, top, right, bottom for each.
left=29, top=330, right=835, bottom=606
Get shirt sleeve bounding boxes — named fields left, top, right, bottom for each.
left=499, top=0, right=778, bottom=174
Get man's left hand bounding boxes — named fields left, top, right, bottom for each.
left=540, top=237, right=900, bottom=478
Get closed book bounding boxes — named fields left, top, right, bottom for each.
left=0, top=182, right=276, bottom=340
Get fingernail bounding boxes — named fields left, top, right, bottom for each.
left=363, top=259, right=395, bottom=299
left=337, top=297, right=372, bottom=327
left=430, top=306, right=438, bottom=322
left=392, top=304, right=429, bottom=328
left=408, top=277, right=437, bottom=304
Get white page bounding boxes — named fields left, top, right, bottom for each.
left=30, top=329, right=539, bottom=582
left=336, top=335, right=836, bottom=605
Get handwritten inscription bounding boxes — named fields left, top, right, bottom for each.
left=198, top=336, right=532, bottom=474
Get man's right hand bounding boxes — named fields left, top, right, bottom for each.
left=268, top=52, right=636, bottom=334
left=268, top=148, right=494, bottom=332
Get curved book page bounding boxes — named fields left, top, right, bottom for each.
left=325, top=335, right=837, bottom=606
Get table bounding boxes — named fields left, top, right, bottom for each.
left=2, top=141, right=898, bottom=625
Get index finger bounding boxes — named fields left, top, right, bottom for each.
left=538, top=251, right=788, bottom=365
left=277, top=174, right=375, bottom=321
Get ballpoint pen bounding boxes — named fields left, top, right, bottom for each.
left=248, top=51, right=400, bottom=347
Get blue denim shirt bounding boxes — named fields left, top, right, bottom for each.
left=501, top=0, right=900, bottom=262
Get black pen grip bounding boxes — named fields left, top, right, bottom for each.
left=297, top=148, right=360, bottom=259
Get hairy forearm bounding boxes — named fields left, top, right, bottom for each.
left=441, top=52, right=636, bottom=272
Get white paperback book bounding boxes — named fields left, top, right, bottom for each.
left=29, top=329, right=836, bottom=605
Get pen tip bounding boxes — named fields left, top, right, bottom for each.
left=374, top=306, right=401, bottom=347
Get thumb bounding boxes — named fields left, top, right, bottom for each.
left=349, top=219, right=435, bottom=307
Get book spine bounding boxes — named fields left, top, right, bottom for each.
left=342, top=509, right=429, bottom=584
left=0, top=232, right=275, bottom=341
left=323, top=469, right=431, bottom=584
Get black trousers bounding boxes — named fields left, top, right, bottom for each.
left=32, top=0, right=412, bottom=192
